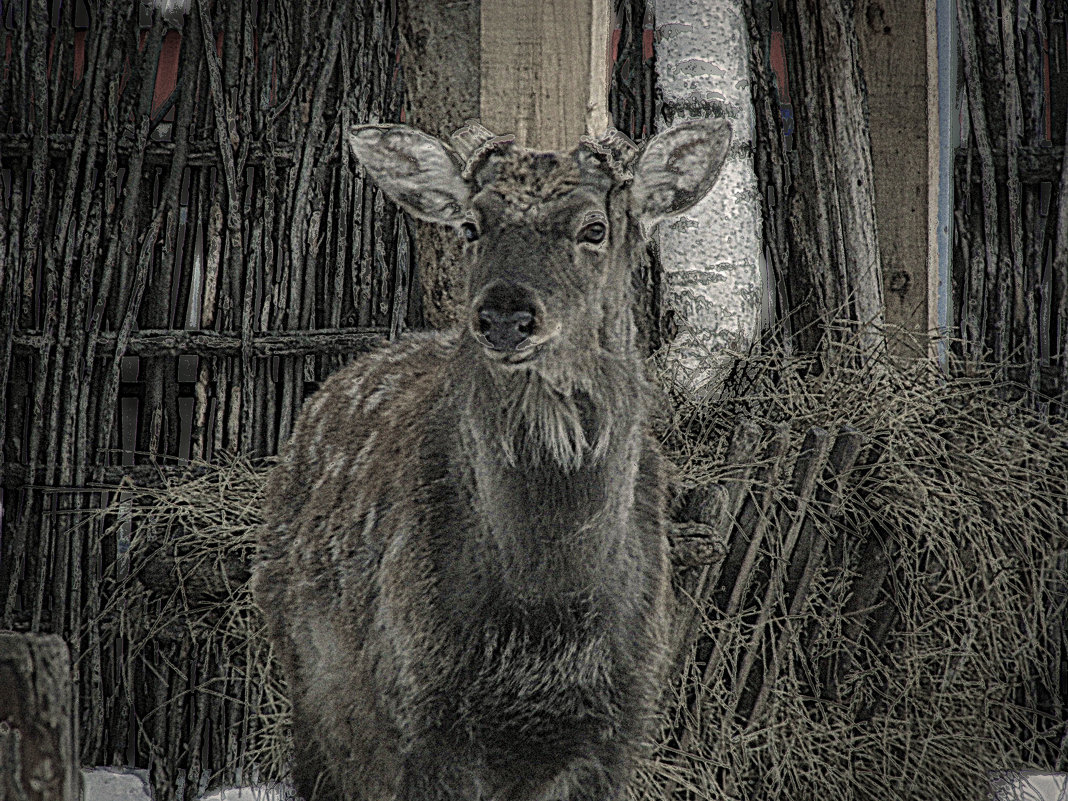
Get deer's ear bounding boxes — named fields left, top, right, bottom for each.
left=348, top=125, right=469, bottom=225
left=631, top=119, right=732, bottom=224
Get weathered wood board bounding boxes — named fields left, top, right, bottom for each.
left=856, top=0, right=932, bottom=347
left=0, top=633, right=77, bottom=801
left=480, top=0, right=610, bottom=149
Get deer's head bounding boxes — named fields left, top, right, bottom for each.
left=348, top=120, right=731, bottom=368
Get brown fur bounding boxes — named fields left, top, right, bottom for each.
left=254, top=121, right=731, bottom=801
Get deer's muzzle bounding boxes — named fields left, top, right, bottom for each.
left=472, top=282, right=548, bottom=355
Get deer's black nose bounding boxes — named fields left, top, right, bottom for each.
left=478, top=307, right=535, bottom=351
left=473, top=282, right=541, bottom=352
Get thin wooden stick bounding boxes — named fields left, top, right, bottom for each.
left=745, top=426, right=864, bottom=726
left=4, top=0, right=55, bottom=630
left=726, top=425, right=830, bottom=722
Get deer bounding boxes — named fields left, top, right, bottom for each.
left=252, top=117, right=732, bottom=801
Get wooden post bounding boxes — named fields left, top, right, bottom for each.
left=0, top=633, right=78, bottom=801
left=855, top=0, right=932, bottom=350
left=397, top=0, right=482, bottom=329
left=480, top=0, right=612, bottom=149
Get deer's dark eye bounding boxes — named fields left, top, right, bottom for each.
left=578, top=221, right=607, bottom=244
left=461, top=222, right=480, bottom=242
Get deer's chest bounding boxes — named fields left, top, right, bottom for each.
left=437, top=594, right=622, bottom=739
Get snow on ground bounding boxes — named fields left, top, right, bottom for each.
left=81, top=767, right=152, bottom=801
left=81, top=769, right=1066, bottom=800
left=80, top=769, right=290, bottom=801
left=992, top=772, right=1068, bottom=801
left=195, top=786, right=290, bottom=801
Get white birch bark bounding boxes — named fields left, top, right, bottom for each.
left=654, top=0, right=763, bottom=393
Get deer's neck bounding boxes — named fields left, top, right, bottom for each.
left=454, top=344, right=647, bottom=598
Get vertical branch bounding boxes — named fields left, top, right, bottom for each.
left=333, top=62, right=352, bottom=332
left=94, top=9, right=166, bottom=468
left=957, top=0, right=1004, bottom=367
left=78, top=3, right=128, bottom=759
left=389, top=212, right=410, bottom=338
left=197, top=0, right=247, bottom=450
left=47, top=8, right=123, bottom=741
left=1054, top=94, right=1068, bottom=409
left=1000, top=3, right=1032, bottom=391
left=241, top=203, right=260, bottom=455
left=745, top=1, right=794, bottom=345
left=45, top=0, right=124, bottom=641
left=792, top=0, right=885, bottom=335
left=280, top=6, right=346, bottom=436
left=0, top=123, right=20, bottom=506
left=194, top=182, right=223, bottom=458
left=261, top=144, right=280, bottom=456
left=288, top=10, right=344, bottom=329
left=3, top=0, right=54, bottom=629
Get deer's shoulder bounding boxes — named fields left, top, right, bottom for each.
left=267, top=332, right=457, bottom=510
left=314, top=332, right=457, bottom=418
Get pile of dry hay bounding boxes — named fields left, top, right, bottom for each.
left=96, top=336, right=1068, bottom=801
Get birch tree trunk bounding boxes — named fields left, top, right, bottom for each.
left=654, top=0, right=763, bottom=391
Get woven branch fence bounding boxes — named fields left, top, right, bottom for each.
left=952, top=0, right=1068, bottom=409
left=2, top=0, right=408, bottom=637
left=1, top=0, right=410, bottom=776
left=747, top=0, right=1068, bottom=409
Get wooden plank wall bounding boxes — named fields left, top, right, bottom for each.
left=855, top=0, right=932, bottom=348
left=480, top=0, right=607, bottom=149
